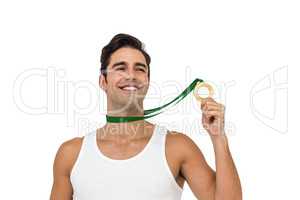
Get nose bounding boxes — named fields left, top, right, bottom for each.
left=124, top=67, right=137, bottom=80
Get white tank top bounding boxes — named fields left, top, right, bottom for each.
left=70, top=124, right=183, bottom=200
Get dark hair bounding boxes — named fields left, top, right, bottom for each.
left=100, top=33, right=151, bottom=79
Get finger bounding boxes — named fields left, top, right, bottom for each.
left=200, top=100, right=208, bottom=109
left=201, top=99, right=215, bottom=109
left=205, top=102, right=219, bottom=107
left=202, top=110, right=224, bottom=117
left=202, top=105, right=220, bottom=111
left=204, top=103, right=225, bottom=111
left=205, top=101, right=224, bottom=107
left=201, top=100, right=219, bottom=107
left=202, top=104, right=225, bottom=112
left=205, top=97, right=216, bottom=103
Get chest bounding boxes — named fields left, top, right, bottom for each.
left=96, top=138, right=182, bottom=181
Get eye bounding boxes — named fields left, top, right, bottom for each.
left=116, top=67, right=125, bottom=71
left=137, top=68, right=145, bottom=72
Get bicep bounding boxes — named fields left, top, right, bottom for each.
left=180, top=134, right=216, bottom=200
left=50, top=142, right=75, bottom=200
left=50, top=174, right=73, bottom=200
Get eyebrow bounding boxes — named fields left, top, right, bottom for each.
left=111, top=61, right=148, bottom=69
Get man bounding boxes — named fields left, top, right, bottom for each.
left=50, top=33, right=242, bottom=200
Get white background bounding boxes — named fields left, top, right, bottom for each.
left=0, top=0, right=299, bottom=199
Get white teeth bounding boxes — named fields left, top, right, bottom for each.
left=122, top=86, right=137, bottom=91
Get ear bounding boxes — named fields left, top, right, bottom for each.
left=99, top=74, right=107, bottom=92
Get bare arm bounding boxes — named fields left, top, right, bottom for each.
left=177, top=132, right=242, bottom=200
left=50, top=137, right=83, bottom=200
left=180, top=96, right=242, bottom=200
left=211, top=135, right=242, bottom=200
left=178, top=133, right=216, bottom=199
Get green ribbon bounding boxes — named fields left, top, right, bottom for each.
left=106, top=78, right=204, bottom=123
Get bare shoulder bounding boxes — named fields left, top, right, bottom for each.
left=53, top=136, right=84, bottom=176
left=166, top=130, right=200, bottom=150
left=59, top=136, right=84, bottom=153
left=166, top=130, right=204, bottom=162
left=50, top=136, right=84, bottom=199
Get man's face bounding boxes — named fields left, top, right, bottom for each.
left=99, top=47, right=150, bottom=112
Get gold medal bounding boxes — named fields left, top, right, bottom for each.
left=193, top=82, right=214, bottom=102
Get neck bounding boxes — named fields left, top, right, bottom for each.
left=107, top=100, right=144, bottom=117
left=102, top=101, right=150, bottom=139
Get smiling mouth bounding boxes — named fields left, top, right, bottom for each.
left=118, top=86, right=140, bottom=92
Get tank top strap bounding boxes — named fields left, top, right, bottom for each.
left=84, top=130, right=97, bottom=148
left=151, top=124, right=168, bottom=145
left=147, top=124, right=168, bottom=158
left=70, top=130, right=97, bottom=179
left=78, top=130, right=98, bottom=158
